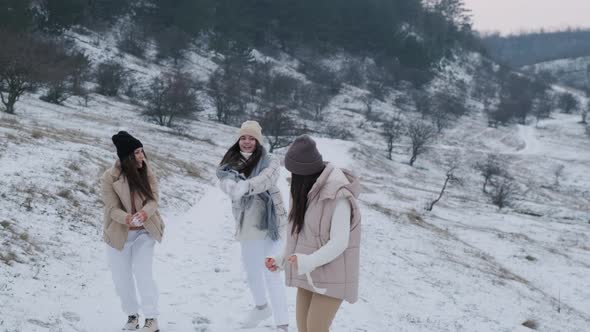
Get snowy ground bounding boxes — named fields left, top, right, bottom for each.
left=2, top=91, right=590, bottom=331
left=1, top=34, right=590, bottom=331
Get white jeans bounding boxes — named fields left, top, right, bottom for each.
left=240, top=238, right=289, bottom=326
left=107, top=229, right=159, bottom=318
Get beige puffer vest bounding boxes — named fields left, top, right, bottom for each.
left=285, top=163, right=361, bottom=303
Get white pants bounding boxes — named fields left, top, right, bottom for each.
left=240, top=238, right=289, bottom=326
left=107, top=229, right=159, bottom=318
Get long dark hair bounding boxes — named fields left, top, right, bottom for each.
left=120, top=153, right=155, bottom=202
left=219, top=140, right=264, bottom=178
left=289, top=168, right=324, bottom=235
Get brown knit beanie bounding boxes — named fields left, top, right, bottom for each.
left=284, top=135, right=324, bottom=175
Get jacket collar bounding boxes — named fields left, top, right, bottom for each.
left=307, top=163, right=360, bottom=202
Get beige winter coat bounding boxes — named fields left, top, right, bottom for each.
left=285, top=163, right=361, bottom=303
left=100, top=160, right=164, bottom=250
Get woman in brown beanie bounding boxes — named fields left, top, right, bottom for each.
left=101, top=131, right=164, bottom=332
left=265, top=134, right=361, bottom=332
left=216, top=121, right=290, bottom=331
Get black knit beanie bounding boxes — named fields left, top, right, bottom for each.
left=112, top=131, right=143, bottom=161
left=284, top=135, right=324, bottom=175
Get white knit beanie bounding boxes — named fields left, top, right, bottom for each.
left=238, top=120, right=263, bottom=143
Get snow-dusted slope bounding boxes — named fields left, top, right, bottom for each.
left=523, top=56, right=590, bottom=91
left=1, top=32, right=590, bottom=332
left=2, top=89, right=590, bottom=331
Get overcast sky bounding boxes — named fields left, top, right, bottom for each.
left=463, top=0, right=590, bottom=34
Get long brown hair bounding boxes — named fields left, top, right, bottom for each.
left=289, top=168, right=324, bottom=235
left=120, top=153, right=155, bottom=202
left=219, top=140, right=264, bottom=178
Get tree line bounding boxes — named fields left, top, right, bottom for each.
left=2, top=0, right=478, bottom=69
left=482, top=28, right=590, bottom=67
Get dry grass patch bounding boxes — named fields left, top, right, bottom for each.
left=67, top=161, right=82, bottom=173
left=498, top=266, right=529, bottom=284
left=19, top=232, right=30, bottom=241
left=522, top=319, right=538, bottom=330
left=31, top=129, right=44, bottom=139
left=27, top=126, right=96, bottom=146
left=148, top=152, right=209, bottom=180
left=366, top=201, right=397, bottom=218
left=75, top=180, right=93, bottom=195
left=1, top=116, right=19, bottom=126
left=0, top=220, right=39, bottom=266
left=177, top=160, right=202, bottom=179
left=57, top=188, right=74, bottom=200
left=160, top=128, right=217, bottom=146
left=0, top=251, right=19, bottom=265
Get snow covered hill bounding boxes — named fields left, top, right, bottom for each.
left=1, top=31, right=590, bottom=332
left=523, top=56, right=590, bottom=91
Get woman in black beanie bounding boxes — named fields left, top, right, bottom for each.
left=100, top=131, right=164, bottom=332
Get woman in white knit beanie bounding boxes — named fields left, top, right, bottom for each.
left=216, top=120, right=290, bottom=331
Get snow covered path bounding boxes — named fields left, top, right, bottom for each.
left=100, top=186, right=291, bottom=332
left=516, top=124, right=542, bottom=155
left=2, top=183, right=390, bottom=332
left=2, top=186, right=281, bottom=332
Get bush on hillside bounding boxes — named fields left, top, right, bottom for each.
left=95, top=60, right=126, bottom=96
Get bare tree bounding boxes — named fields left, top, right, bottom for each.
left=209, top=69, right=229, bottom=123
left=258, top=107, right=300, bottom=153
left=431, top=109, right=452, bottom=133
left=40, top=48, right=80, bottom=105
left=208, top=67, right=245, bottom=125
left=433, top=91, right=468, bottom=118
left=426, top=160, right=462, bottom=211
left=474, top=154, right=506, bottom=193
left=302, top=83, right=331, bottom=121
left=69, top=52, right=92, bottom=98
left=532, top=91, right=553, bottom=126
left=558, top=92, right=579, bottom=114
left=490, top=178, right=517, bottom=209
left=428, top=89, right=468, bottom=133
left=117, top=23, right=147, bottom=59
left=143, top=72, right=201, bottom=127
left=0, top=31, right=60, bottom=113
left=381, top=114, right=403, bottom=160
left=155, top=26, right=191, bottom=65
left=367, top=81, right=386, bottom=102
left=263, top=73, right=300, bottom=109
left=300, top=61, right=341, bottom=95
left=497, top=73, right=536, bottom=125
left=324, top=124, right=353, bottom=140
left=41, top=79, right=71, bottom=105
left=342, top=58, right=364, bottom=87
left=580, top=101, right=589, bottom=124
left=248, top=61, right=272, bottom=98
left=407, top=121, right=436, bottom=166
left=413, top=90, right=431, bottom=119
left=553, top=164, right=565, bottom=188
left=361, top=93, right=375, bottom=120
left=95, top=60, right=126, bottom=96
